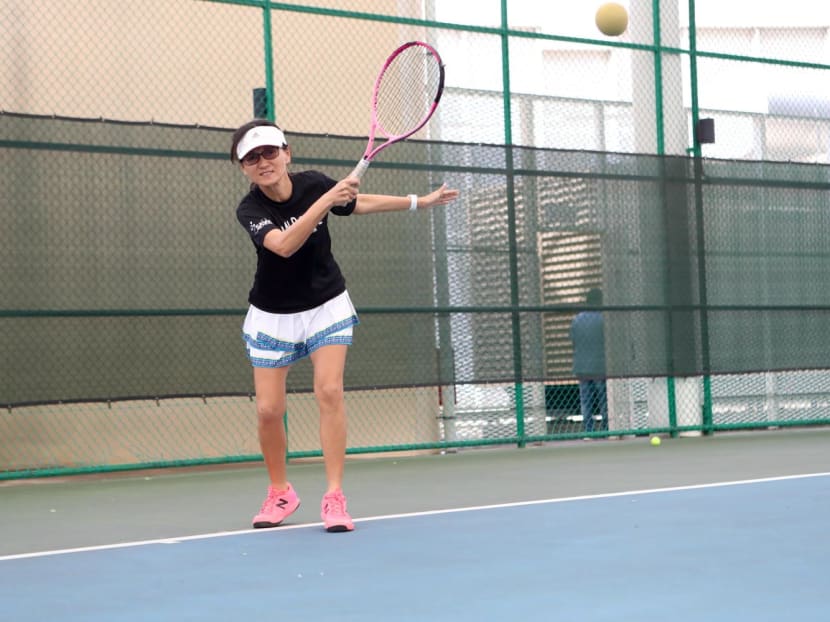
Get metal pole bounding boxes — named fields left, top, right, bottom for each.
left=688, top=0, right=714, bottom=434
left=262, top=0, right=276, bottom=121
left=500, top=0, right=526, bottom=447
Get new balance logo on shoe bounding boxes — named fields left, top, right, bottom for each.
left=252, top=484, right=301, bottom=529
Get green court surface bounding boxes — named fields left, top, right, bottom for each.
left=1, top=428, right=827, bottom=556
left=2, top=429, right=829, bottom=621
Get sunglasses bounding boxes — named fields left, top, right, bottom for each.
left=241, top=146, right=281, bottom=166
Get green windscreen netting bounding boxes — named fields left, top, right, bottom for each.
left=3, top=113, right=830, bottom=408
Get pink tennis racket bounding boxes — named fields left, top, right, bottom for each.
left=350, top=41, right=445, bottom=179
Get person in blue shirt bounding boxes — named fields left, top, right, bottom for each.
left=570, top=288, right=608, bottom=434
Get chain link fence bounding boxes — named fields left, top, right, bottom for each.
left=3, top=0, right=830, bottom=478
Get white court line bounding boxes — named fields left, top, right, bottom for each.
left=2, top=471, right=828, bottom=562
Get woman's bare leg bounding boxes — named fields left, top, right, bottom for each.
left=253, top=365, right=291, bottom=490
left=310, top=345, right=348, bottom=493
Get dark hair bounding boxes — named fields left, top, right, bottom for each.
left=229, top=119, right=287, bottom=164
left=586, top=288, right=603, bottom=306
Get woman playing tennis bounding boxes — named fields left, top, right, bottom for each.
left=231, top=119, right=458, bottom=532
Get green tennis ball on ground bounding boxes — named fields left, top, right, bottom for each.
left=595, top=2, right=629, bottom=37
left=650, top=436, right=661, bottom=446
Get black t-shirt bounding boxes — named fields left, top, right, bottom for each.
left=236, top=170, right=356, bottom=313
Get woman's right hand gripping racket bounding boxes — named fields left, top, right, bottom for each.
left=350, top=41, right=445, bottom=180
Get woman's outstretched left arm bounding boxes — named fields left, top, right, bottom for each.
left=353, top=183, right=459, bottom=215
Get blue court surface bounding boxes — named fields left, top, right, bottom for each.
left=2, top=472, right=828, bottom=621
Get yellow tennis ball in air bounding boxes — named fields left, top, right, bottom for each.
left=595, top=2, right=629, bottom=37
left=650, top=436, right=661, bottom=447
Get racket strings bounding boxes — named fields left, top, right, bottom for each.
left=375, top=46, right=442, bottom=138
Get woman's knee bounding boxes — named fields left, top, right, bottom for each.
left=256, top=401, right=285, bottom=426
left=314, top=381, right=344, bottom=409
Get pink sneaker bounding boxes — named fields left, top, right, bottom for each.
left=252, top=483, right=300, bottom=528
left=321, top=490, right=354, bottom=532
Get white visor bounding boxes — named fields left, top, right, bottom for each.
left=236, top=126, right=287, bottom=161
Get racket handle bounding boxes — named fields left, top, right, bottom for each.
left=349, top=159, right=370, bottom=180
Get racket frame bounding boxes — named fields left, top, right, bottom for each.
left=350, top=40, right=445, bottom=179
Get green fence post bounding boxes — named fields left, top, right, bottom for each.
left=667, top=377, right=678, bottom=437
left=687, top=0, right=714, bottom=435
left=262, top=0, right=276, bottom=121
left=651, top=0, right=665, bottom=155
left=500, top=0, right=526, bottom=447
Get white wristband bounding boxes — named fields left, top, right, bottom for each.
left=408, top=194, right=418, bottom=211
